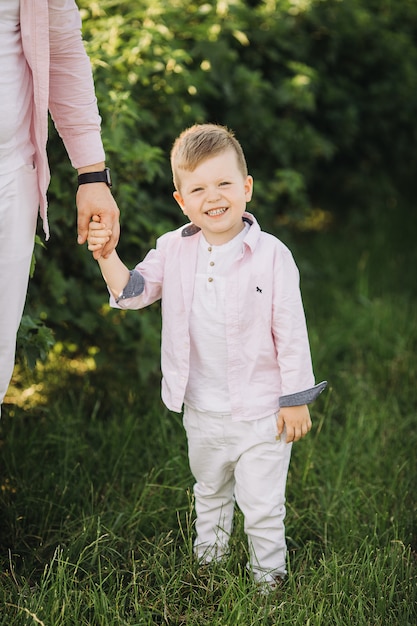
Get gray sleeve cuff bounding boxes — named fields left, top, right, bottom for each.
left=115, top=270, right=145, bottom=302
left=279, top=381, right=328, bottom=407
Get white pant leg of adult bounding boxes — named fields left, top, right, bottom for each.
left=0, top=163, right=39, bottom=415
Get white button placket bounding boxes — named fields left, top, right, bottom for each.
left=206, top=246, right=216, bottom=300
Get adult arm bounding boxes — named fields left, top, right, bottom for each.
left=48, top=0, right=120, bottom=256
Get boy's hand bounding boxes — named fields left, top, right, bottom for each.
left=277, top=404, right=312, bottom=443
left=87, top=215, right=113, bottom=254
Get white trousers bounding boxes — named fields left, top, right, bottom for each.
left=183, top=405, right=293, bottom=582
left=0, top=163, right=39, bottom=414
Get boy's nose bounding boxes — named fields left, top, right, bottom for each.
left=207, top=188, right=221, bottom=202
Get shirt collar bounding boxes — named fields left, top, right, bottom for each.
left=181, top=212, right=257, bottom=239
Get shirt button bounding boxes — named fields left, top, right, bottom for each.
left=208, top=246, right=212, bottom=252
left=208, top=277, right=213, bottom=282
left=209, top=261, right=215, bottom=266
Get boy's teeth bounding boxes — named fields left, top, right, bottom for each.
left=207, top=208, right=226, bottom=216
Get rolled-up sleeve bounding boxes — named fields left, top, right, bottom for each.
left=115, top=270, right=145, bottom=303
left=279, top=381, right=327, bottom=407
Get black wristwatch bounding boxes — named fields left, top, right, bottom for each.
left=77, top=167, right=112, bottom=188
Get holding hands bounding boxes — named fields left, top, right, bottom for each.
left=87, top=215, right=112, bottom=254
left=77, top=180, right=120, bottom=260
left=87, top=216, right=131, bottom=299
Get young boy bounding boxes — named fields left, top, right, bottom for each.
left=87, top=124, right=326, bottom=589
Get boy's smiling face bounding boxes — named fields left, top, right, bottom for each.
left=173, top=148, right=253, bottom=246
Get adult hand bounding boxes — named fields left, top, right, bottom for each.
left=76, top=183, right=120, bottom=259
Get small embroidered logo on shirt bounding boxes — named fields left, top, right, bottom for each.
left=256, top=286, right=262, bottom=293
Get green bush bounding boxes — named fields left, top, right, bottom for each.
left=23, top=0, right=417, bottom=381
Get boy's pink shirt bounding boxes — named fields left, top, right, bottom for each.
left=20, top=0, right=105, bottom=238
left=112, top=213, right=316, bottom=421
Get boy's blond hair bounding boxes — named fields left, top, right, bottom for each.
left=170, top=123, right=248, bottom=191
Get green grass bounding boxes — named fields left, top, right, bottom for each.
left=1, top=211, right=416, bottom=625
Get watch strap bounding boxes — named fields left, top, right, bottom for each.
left=78, top=167, right=112, bottom=187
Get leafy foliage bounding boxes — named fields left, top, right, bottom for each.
left=22, top=0, right=417, bottom=376
left=16, top=316, right=55, bottom=371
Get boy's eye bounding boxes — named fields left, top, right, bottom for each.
left=219, top=181, right=231, bottom=186
left=191, top=187, right=203, bottom=193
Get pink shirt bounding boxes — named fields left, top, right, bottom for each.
left=113, top=213, right=319, bottom=421
left=20, top=0, right=105, bottom=238
left=0, top=0, right=35, bottom=172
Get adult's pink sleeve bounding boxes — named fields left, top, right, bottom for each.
left=48, top=0, right=105, bottom=169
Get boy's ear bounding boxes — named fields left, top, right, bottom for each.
left=245, top=175, right=254, bottom=202
left=173, top=190, right=187, bottom=214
